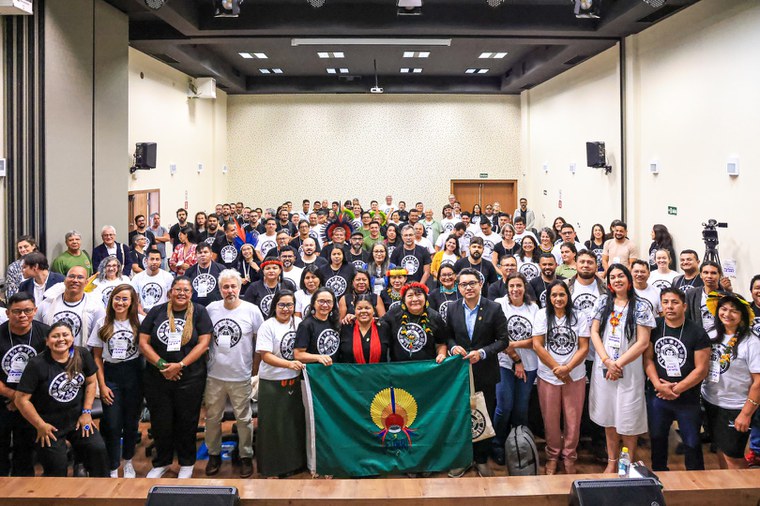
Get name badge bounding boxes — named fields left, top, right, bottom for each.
left=708, top=359, right=721, bottom=383
left=217, top=333, right=231, bottom=349
left=167, top=331, right=182, bottom=352
left=197, top=283, right=209, bottom=298
left=7, top=370, right=22, bottom=384
left=607, top=333, right=621, bottom=350
left=112, top=339, right=128, bottom=360
left=663, top=355, right=682, bottom=378
left=612, top=256, right=621, bottom=264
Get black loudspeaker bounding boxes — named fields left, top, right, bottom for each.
left=145, top=486, right=239, bottom=506
left=585, top=141, right=606, bottom=168
left=135, top=142, right=157, bottom=169
left=570, top=478, right=666, bottom=506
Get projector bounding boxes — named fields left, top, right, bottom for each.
left=370, top=86, right=384, bottom=94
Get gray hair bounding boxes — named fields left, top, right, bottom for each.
left=218, top=269, right=242, bottom=288
left=64, top=230, right=82, bottom=242
left=132, top=234, right=146, bottom=247
left=101, top=225, right=116, bottom=236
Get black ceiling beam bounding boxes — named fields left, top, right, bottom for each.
left=245, top=75, right=511, bottom=94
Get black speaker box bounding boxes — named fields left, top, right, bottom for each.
left=570, top=478, right=665, bottom=506
left=145, top=486, right=239, bottom=506
left=136, top=142, right=157, bottom=169
left=586, top=141, right=606, bottom=168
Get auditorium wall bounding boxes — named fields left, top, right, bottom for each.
left=523, top=0, right=760, bottom=287
left=225, top=94, right=522, bottom=208
left=128, top=48, right=228, bottom=227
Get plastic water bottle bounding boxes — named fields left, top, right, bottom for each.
left=618, top=446, right=630, bottom=478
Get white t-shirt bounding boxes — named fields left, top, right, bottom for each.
left=256, top=316, right=302, bottom=381
left=0, top=309, right=7, bottom=325
left=517, top=258, right=540, bottom=281
left=514, top=231, right=538, bottom=244
left=648, top=270, right=679, bottom=290
left=131, top=269, right=174, bottom=312
left=551, top=240, right=585, bottom=264
left=206, top=300, right=265, bottom=382
left=533, top=309, right=590, bottom=385
left=88, top=316, right=144, bottom=363
left=440, top=217, right=459, bottom=234
left=36, top=293, right=106, bottom=347
left=310, top=225, right=324, bottom=247
left=702, top=333, right=760, bottom=410
left=495, top=298, right=539, bottom=371
left=700, top=291, right=717, bottom=339
left=283, top=267, right=303, bottom=288
left=255, top=232, right=278, bottom=258
left=635, top=284, right=662, bottom=317
left=415, top=237, right=435, bottom=254
left=571, top=280, right=602, bottom=361
left=91, top=276, right=131, bottom=307
left=476, top=231, right=499, bottom=261
left=295, top=289, right=313, bottom=317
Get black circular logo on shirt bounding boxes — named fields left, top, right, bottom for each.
left=53, top=311, right=83, bottom=338
left=259, top=240, right=276, bottom=257
left=637, top=297, right=654, bottom=314
left=701, top=304, right=715, bottom=330
left=710, top=343, right=730, bottom=374
left=2, top=344, right=36, bottom=375
left=482, top=240, right=495, bottom=256
left=100, top=285, right=115, bottom=307
left=388, top=300, right=401, bottom=312
left=507, top=315, right=532, bottom=342
left=539, top=290, right=547, bottom=307
left=106, top=329, right=138, bottom=360
left=519, top=263, right=540, bottom=281
left=351, top=259, right=365, bottom=270
left=438, top=300, right=451, bottom=323
left=325, top=276, right=348, bottom=297
left=680, top=283, right=696, bottom=293
left=156, top=319, right=186, bottom=345
left=280, top=330, right=296, bottom=360
left=401, top=255, right=420, bottom=275
left=471, top=408, right=487, bottom=440
left=548, top=325, right=577, bottom=356
left=397, top=322, right=427, bottom=353
left=141, top=282, right=164, bottom=307
left=443, top=222, right=454, bottom=233
left=192, top=273, right=217, bottom=294
left=752, top=317, right=760, bottom=338
left=220, top=245, right=238, bottom=264
left=655, top=336, right=687, bottom=369
left=48, top=371, right=85, bottom=403
left=260, top=294, right=275, bottom=316
left=213, top=318, right=243, bottom=348
left=316, top=329, right=340, bottom=356
left=574, top=293, right=598, bottom=312
left=652, top=279, right=672, bottom=290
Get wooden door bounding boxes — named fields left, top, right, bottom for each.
left=450, top=180, right=517, bottom=216
left=128, top=189, right=160, bottom=232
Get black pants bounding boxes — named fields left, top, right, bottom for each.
left=473, top=379, right=496, bottom=465
left=37, top=427, right=109, bottom=477
left=144, top=372, right=205, bottom=467
left=102, top=360, right=144, bottom=470
left=0, top=402, right=36, bottom=476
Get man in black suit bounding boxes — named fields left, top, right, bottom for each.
left=91, top=225, right=131, bottom=276
left=18, top=252, right=65, bottom=305
left=446, top=267, right=509, bottom=478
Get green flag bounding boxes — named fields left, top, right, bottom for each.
left=303, top=356, right=472, bottom=477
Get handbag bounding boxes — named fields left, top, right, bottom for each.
left=469, top=365, right=495, bottom=443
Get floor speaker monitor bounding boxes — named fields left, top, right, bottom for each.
left=570, top=478, right=666, bottom=506
left=145, top=485, right=239, bottom=506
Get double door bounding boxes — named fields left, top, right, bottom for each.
left=450, top=179, right=517, bottom=216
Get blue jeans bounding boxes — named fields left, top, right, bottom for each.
left=101, top=359, right=144, bottom=471
left=493, top=366, right=537, bottom=449
left=647, top=392, right=704, bottom=471
left=750, top=409, right=760, bottom=453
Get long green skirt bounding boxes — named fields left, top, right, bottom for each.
left=256, top=377, right=306, bottom=477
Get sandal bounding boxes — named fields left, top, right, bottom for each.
left=545, top=460, right=558, bottom=475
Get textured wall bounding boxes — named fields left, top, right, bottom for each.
left=226, top=95, right=521, bottom=210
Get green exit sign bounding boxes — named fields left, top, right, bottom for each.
left=668, top=206, right=677, bottom=216
left=479, top=173, right=488, bottom=179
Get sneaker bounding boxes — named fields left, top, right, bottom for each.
left=123, top=460, right=136, bottom=479
left=74, top=463, right=87, bottom=477
left=109, top=469, right=119, bottom=478
left=492, top=447, right=506, bottom=466
left=240, top=457, right=254, bottom=478
left=475, top=462, right=494, bottom=477
left=447, top=463, right=471, bottom=478
left=146, top=466, right=168, bottom=479
left=178, top=465, right=194, bottom=479
left=205, top=455, right=222, bottom=476
left=746, top=450, right=760, bottom=468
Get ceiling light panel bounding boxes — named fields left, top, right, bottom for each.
left=318, top=51, right=344, bottom=58
left=240, top=52, right=268, bottom=59
left=259, top=68, right=284, bottom=74
left=326, top=68, right=350, bottom=74
left=400, top=68, right=423, bottom=73
left=403, top=51, right=430, bottom=58
left=479, top=52, right=508, bottom=59
left=465, top=68, right=489, bottom=74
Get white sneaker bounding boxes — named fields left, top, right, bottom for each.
left=123, top=460, right=136, bottom=479
left=110, top=469, right=119, bottom=478
left=178, top=465, right=194, bottom=479
left=146, top=466, right=168, bottom=479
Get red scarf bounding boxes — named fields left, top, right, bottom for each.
left=353, top=321, right=381, bottom=364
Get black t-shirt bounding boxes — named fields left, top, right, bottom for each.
left=427, top=289, right=462, bottom=324
left=390, top=245, right=432, bottom=283
left=492, top=242, right=520, bottom=261
left=290, top=236, right=322, bottom=255
left=276, top=221, right=297, bottom=237
left=138, top=302, right=213, bottom=381
left=242, top=280, right=297, bottom=317
left=584, top=240, right=605, bottom=272
left=453, top=257, right=498, bottom=295
left=672, top=274, right=705, bottom=293
left=397, top=210, right=409, bottom=222
left=169, top=222, right=189, bottom=248
left=320, top=242, right=347, bottom=261
left=0, top=321, right=50, bottom=393
left=130, top=249, right=147, bottom=272
left=296, top=256, right=328, bottom=269
left=649, top=318, right=711, bottom=403
left=530, top=276, right=555, bottom=308
left=17, top=347, right=97, bottom=433
left=380, top=305, right=449, bottom=362
left=379, top=289, right=403, bottom=314
left=294, top=316, right=341, bottom=359
left=347, top=250, right=370, bottom=270
left=128, top=229, right=156, bottom=250
left=320, top=263, right=355, bottom=299
left=198, top=229, right=224, bottom=248
left=336, top=322, right=390, bottom=363
left=212, top=236, right=241, bottom=269
left=185, top=261, right=225, bottom=306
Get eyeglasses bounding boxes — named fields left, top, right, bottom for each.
left=66, top=275, right=86, bottom=280
left=113, top=297, right=131, bottom=303
left=277, top=303, right=295, bottom=309
left=459, top=281, right=480, bottom=288
left=316, top=299, right=334, bottom=306
left=9, top=308, right=35, bottom=316
left=173, top=288, right=192, bottom=293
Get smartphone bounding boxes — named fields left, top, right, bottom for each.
left=602, top=368, right=623, bottom=379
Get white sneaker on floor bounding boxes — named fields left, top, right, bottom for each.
left=110, top=469, right=119, bottom=478
left=123, top=460, right=136, bottom=478
left=178, top=465, right=194, bottom=479
left=146, top=466, right=168, bottom=479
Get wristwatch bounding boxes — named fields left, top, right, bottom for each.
left=478, top=350, right=487, bottom=360
left=179, top=361, right=187, bottom=369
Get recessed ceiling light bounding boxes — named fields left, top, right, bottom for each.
left=334, top=52, right=345, bottom=58
left=326, top=68, right=336, bottom=74
left=253, top=52, right=268, bottom=59
left=477, top=68, right=489, bottom=74
left=339, top=68, right=349, bottom=74
left=318, top=51, right=345, bottom=59
left=239, top=52, right=253, bottom=59
left=494, top=52, right=508, bottom=58
left=465, top=68, right=489, bottom=74
left=272, top=68, right=283, bottom=74
left=318, top=52, right=329, bottom=58
left=403, top=51, right=414, bottom=58
left=413, top=68, right=422, bottom=73
left=259, top=69, right=271, bottom=74
left=401, top=67, right=423, bottom=73
left=403, top=51, right=430, bottom=58
left=479, top=51, right=508, bottom=59
left=259, top=68, right=284, bottom=75
left=479, top=52, right=492, bottom=58
left=400, top=68, right=409, bottom=73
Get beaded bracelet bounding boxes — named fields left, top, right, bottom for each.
left=156, top=358, right=168, bottom=370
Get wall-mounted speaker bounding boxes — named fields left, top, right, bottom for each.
left=569, top=478, right=666, bottom=506
left=586, top=141, right=606, bottom=168
left=135, top=142, right=157, bottom=169
left=146, top=486, right=239, bottom=506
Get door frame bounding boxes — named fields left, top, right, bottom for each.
left=450, top=179, right=518, bottom=207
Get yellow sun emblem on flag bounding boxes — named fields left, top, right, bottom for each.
left=370, top=387, right=418, bottom=446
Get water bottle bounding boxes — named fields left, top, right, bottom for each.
left=618, top=446, right=630, bottom=478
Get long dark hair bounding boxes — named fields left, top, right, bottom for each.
left=587, top=223, right=606, bottom=247
left=598, top=264, right=638, bottom=342
left=519, top=235, right=540, bottom=264
left=268, top=289, right=296, bottom=323
left=299, top=263, right=325, bottom=292
left=99, top=284, right=140, bottom=342
left=545, top=279, right=578, bottom=335
left=47, top=321, right=82, bottom=380
left=308, top=287, right=340, bottom=330
left=505, top=272, right=534, bottom=304
left=385, top=223, right=402, bottom=247
left=652, top=224, right=673, bottom=250
left=712, top=295, right=752, bottom=357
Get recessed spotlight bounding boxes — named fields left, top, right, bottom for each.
left=272, top=68, right=283, bottom=74
left=479, top=52, right=508, bottom=59
left=400, top=67, right=423, bottom=73
left=494, top=52, right=508, bottom=58
left=334, top=52, right=344, bottom=58
left=326, top=68, right=337, bottom=74
left=253, top=52, right=268, bottom=59
left=318, top=52, right=329, bottom=58
left=413, top=68, right=422, bottom=73
left=465, top=68, right=489, bottom=74
left=403, top=51, right=430, bottom=58
left=479, top=52, right=493, bottom=58
left=477, top=68, right=488, bottom=74
left=239, top=52, right=253, bottom=59
left=339, top=68, right=349, bottom=74
left=259, top=68, right=284, bottom=75
left=259, top=69, right=271, bottom=74
left=318, top=51, right=345, bottom=59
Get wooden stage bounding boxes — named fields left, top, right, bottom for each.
left=0, top=469, right=758, bottom=505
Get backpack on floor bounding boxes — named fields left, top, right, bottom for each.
left=505, top=425, right=539, bottom=476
